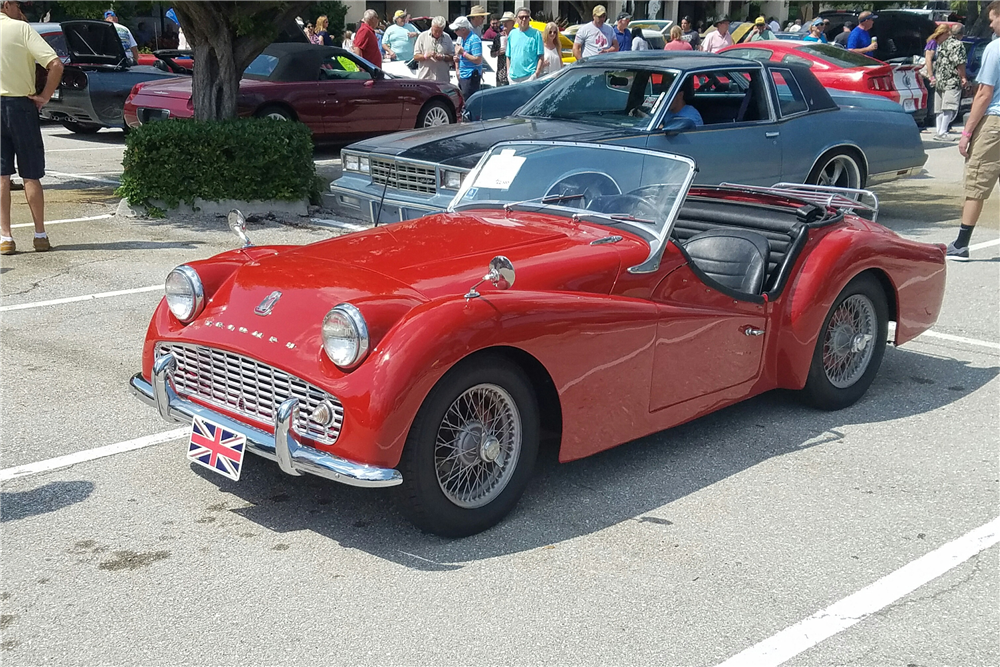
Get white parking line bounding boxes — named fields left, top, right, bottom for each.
left=45, top=171, right=120, bottom=185
left=11, top=214, right=113, bottom=229
left=918, top=331, right=1000, bottom=350
left=717, top=516, right=1000, bottom=667
left=46, top=146, right=123, bottom=153
left=969, top=238, right=1000, bottom=252
left=0, top=427, right=188, bottom=482
left=0, top=285, right=160, bottom=313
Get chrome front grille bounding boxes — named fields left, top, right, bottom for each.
left=370, top=157, right=437, bottom=194
left=156, top=343, right=343, bottom=444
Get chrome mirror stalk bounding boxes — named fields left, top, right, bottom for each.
left=228, top=209, right=253, bottom=248
left=465, top=255, right=516, bottom=299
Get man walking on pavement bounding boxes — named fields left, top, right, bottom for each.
left=507, top=7, right=543, bottom=84
left=947, top=0, right=1000, bottom=259
left=613, top=12, right=632, bottom=52
left=1, top=0, right=63, bottom=255
left=572, top=4, right=617, bottom=60
left=931, top=24, right=967, bottom=141
left=451, top=16, right=483, bottom=99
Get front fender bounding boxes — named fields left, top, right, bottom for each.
left=771, top=221, right=945, bottom=390
left=345, top=290, right=660, bottom=468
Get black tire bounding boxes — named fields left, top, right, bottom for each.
left=60, top=120, right=102, bottom=134
left=802, top=273, right=889, bottom=410
left=398, top=355, right=539, bottom=537
left=255, top=104, right=294, bottom=121
left=415, top=100, right=454, bottom=128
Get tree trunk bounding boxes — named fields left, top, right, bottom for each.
left=192, top=31, right=239, bottom=121
left=969, top=1, right=994, bottom=38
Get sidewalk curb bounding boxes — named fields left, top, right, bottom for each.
left=115, top=198, right=310, bottom=219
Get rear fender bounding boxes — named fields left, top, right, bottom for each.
left=771, top=221, right=945, bottom=390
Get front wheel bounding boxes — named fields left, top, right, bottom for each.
left=255, top=105, right=293, bottom=121
left=802, top=273, right=889, bottom=410
left=416, top=100, right=454, bottom=128
left=807, top=152, right=863, bottom=189
left=398, top=356, right=539, bottom=537
left=60, top=120, right=102, bottom=134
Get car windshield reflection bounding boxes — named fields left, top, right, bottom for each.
left=448, top=141, right=695, bottom=242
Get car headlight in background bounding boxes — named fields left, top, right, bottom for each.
left=441, top=170, right=465, bottom=190
left=343, top=154, right=370, bottom=174
left=322, top=304, right=369, bottom=369
left=164, top=265, right=205, bottom=323
left=359, top=156, right=370, bottom=173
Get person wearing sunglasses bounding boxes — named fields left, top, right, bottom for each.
left=539, top=22, right=563, bottom=76
left=507, top=7, right=544, bottom=83
left=572, top=4, right=617, bottom=60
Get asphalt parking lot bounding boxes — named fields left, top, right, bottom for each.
left=1, top=125, right=998, bottom=665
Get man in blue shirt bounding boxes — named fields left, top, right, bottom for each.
left=451, top=16, right=483, bottom=99
left=383, top=10, right=419, bottom=61
left=847, top=11, right=877, bottom=54
left=948, top=0, right=1000, bottom=258
left=613, top=12, right=632, bottom=52
left=507, top=7, right=544, bottom=83
left=663, top=78, right=703, bottom=126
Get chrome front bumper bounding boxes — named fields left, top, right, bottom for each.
left=128, top=353, right=402, bottom=488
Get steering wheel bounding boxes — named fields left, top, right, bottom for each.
left=544, top=172, right=621, bottom=209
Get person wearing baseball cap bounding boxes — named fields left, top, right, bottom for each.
left=748, top=15, right=775, bottom=42
left=104, top=8, right=139, bottom=64
left=847, top=11, right=877, bottom=54
left=467, top=4, right=489, bottom=36
left=572, top=5, right=617, bottom=60
left=613, top=11, right=632, bottom=52
left=700, top=16, right=732, bottom=53
left=383, top=9, right=418, bottom=61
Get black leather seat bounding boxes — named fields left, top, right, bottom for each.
left=682, top=228, right=771, bottom=295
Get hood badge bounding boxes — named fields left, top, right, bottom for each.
left=255, top=291, right=282, bottom=316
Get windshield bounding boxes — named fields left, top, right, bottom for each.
left=517, top=67, right=677, bottom=129
left=797, top=43, right=881, bottom=68
left=449, top=142, right=695, bottom=264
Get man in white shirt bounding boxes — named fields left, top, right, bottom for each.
left=700, top=17, right=732, bottom=53
left=413, top=16, right=454, bottom=82
left=572, top=4, right=617, bottom=60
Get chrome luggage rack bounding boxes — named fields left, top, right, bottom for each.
left=719, top=182, right=879, bottom=222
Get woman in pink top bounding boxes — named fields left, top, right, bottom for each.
left=664, top=25, right=693, bottom=50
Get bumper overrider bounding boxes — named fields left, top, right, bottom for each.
left=128, top=353, right=402, bottom=488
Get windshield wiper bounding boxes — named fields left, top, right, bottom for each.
left=608, top=213, right=655, bottom=224
left=502, top=192, right=584, bottom=214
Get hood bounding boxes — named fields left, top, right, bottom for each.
left=60, top=20, right=127, bottom=66
left=349, top=118, right=636, bottom=170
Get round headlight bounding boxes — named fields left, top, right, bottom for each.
left=322, top=304, right=369, bottom=369
left=164, top=265, right=204, bottom=323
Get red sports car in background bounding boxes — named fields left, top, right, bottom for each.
left=720, top=41, right=927, bottom=123
left=124, top=43, right=463, bottom=140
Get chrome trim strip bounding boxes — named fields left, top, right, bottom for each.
left=128, top=358, right=402, bottom=488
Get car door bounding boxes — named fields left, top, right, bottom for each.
left=764, top=66, right=822, bottom=182
left=645, top=242, right=768, bottom=412
left=319, top=53, right=403, bottom=137
left=646, top=67, right=782, bottom=186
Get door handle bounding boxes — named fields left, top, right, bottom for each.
left=765, top=131, right=779, bottom=138
left=742, top=326, right=765, bottom=336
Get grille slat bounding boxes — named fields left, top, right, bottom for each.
left=370, top=157, right=437, bottom=194
left=156, top=343, right=343, bottom=444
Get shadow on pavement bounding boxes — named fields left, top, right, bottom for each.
left=190, top=345, right=998, bottom=570
left=45, top=130, right=126, bottom=145
left=1, top=481, right=94, bottom=523
left=48, top=240, right=205, bottom=252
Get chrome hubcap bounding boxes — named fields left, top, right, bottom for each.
left=423, top=106, right=451, bottom=126
left=823, top=294, right=877, bottom=389
left=435, top=384, right=521, bottom=509
left=818, top=156, right=859, bottom=189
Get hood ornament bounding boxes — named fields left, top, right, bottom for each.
left=465, top=256, right=515, bottom=300
left=228, top=209, right=253, bottom=248
left=255, top=291, right=282, bottom=316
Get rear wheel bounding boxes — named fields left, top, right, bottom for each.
left=807, top=152, right=863, bottom=189
left=802, top=273, right=888, bottom=410
left=398, top=355, right=539, bottom=537
left=416, top=100, right=453, bottom=128
left=255, top=105, right=293, bottom=121
left=60, top=120, right=102, bottom=134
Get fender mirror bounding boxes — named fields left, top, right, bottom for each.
left=464, top=256, right=515, bottom=299
left=664, top=116, right=696, bottom=136
left=228, top=209, right=252, bottom=248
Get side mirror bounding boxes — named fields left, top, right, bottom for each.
left=664, top=116, right=696, bottom=136
left=228, top=209, right=252, bottom=248
left=464, top=256, right=515, bottom=299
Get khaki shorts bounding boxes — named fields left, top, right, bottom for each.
left=934, top=87, right=960, bottom=113
left=964, top=114, right=1000, bottom=200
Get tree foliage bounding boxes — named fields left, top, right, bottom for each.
left=171, top=1, right=311, bottom=121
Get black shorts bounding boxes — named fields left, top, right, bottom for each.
left=1, top=96, right=45, bottom=180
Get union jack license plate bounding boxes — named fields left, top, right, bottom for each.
left=187, top=415, right=247, bottom=481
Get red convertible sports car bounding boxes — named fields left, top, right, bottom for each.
left=129, top=142, right=946, bottom=537
left=123, top=43, right=463, bottom=138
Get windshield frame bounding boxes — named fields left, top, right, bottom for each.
left=447, top=140, right=697, bottom=274
left=515, top=64, right=685, bottom=133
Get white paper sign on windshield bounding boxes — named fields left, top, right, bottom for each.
left=473, top=149, right=526, bottom=190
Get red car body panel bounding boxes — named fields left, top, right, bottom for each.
left=139, top=192, right=946, bottom=469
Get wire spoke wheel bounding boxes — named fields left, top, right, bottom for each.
left=423, top=105, right=452, bottom=126
left=434, top=383, right=521, bottom=509
left=822, top=293, right=877, bottom=389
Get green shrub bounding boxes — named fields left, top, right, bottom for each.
left=116, top=118, right=316, bottom=212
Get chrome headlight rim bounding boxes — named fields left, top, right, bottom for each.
left=344, top=152, right=360, bottom=172
left=164, top=265, right=205, bottom=323
left=441, top=169, right=465, bottom=190
left=322, top=303, right=370, bottom=370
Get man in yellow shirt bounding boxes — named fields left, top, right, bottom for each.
left=1, top=0, right=64, bottom=255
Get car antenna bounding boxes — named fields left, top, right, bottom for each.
left=373, top=164, right=391, bottom=228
